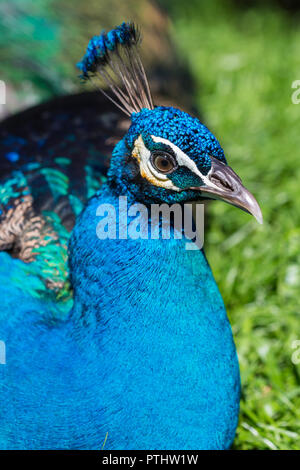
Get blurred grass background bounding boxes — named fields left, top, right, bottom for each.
left=1, top=0, right=300, bottom=450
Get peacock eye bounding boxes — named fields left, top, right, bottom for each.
left=151, top=151, right=177, bottom=174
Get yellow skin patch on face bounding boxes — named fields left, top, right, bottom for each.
left=132, top=144, right=157, bottom=184
left=132, top=135, right=221, bottom=195
left=131, top=149, right=140, bottom=163
left=131, top=135, right=180, bottom=190
left=142, top=169, right=164, bottom=186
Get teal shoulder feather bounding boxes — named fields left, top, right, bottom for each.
left=0, top=92, right=128, bottom=300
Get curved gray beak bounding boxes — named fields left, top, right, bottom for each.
left=192, top=156, right=263, bottom=224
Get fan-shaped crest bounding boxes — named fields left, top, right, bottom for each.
left=77, top=22, right=154, bottom=116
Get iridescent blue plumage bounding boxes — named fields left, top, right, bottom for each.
left=0, top=22, right=263, bottom=450
left=126, top=106, right=227, bottom=172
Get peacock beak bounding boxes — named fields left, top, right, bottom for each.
left=192, top=156, right=263, bottom=224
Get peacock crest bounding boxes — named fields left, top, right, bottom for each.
left=77, top=22, right=154, bottom=115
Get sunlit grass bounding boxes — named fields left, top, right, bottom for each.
left=164, top=0, right=300, bottom=449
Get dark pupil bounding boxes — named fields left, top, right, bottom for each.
left=160, top=158, right=169, bottom=168
left=154, top=155, right=174, bottom=173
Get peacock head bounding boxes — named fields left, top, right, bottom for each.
left=78, top=22, right=262, bottom=223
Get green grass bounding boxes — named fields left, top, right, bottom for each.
left=163, top=0, right=300, bottom=449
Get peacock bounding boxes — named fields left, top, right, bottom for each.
left=0, top=22, right=262, bottom=450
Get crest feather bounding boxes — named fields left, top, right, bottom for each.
left=77, top=22, right=154, bottom=116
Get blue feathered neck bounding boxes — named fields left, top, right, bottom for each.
left=69, top=135, right=223, bottom=330
left=67, top=160, right=240, bottom=449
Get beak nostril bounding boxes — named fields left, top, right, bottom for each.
left=210, top=174, right=234, bottom=192
left=194, top=156, right=263, bottom=224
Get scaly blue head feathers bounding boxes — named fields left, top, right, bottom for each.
left=126, top=106, right=227, bottom=173
left=78, top=23, right=263, bottom=222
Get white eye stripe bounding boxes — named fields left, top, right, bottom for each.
left=151, top=136, right=220, bottom=191
left=132, top=134, right=220, bottom=192
left=132, top=136, right=179, bottom=190
left=151, top=135, right=205, bottom=179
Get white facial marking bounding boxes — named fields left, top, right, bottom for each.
left=151, top=136, right=221, bottom=191
left=132, top=134, right=221, bottom=191
left=132, top=135, right=179, bottom=190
